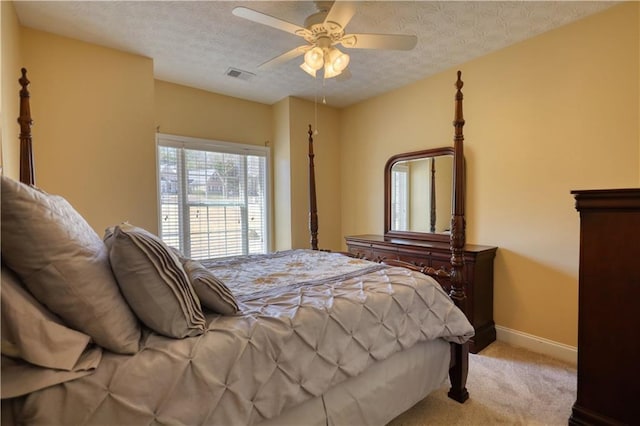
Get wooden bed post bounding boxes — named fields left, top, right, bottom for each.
left=430, top=158, right=436, bottom=233
left=376, top=72, right=470, bottom=403
left=308, top=124, right=319, bottom=250
left=449, top=71, right=466, bottom=312
left=18, top=68, right=35, bottom=186
left=448, top=70, right=469, bottom=403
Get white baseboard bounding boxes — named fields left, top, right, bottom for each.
left=495, top=325, right=577, bottom=366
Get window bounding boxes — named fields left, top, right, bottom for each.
left=391, top=165, right=408, bottom=231
left=157, top=134, right=270, bottom=260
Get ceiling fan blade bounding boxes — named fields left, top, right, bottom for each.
left=258, top=45, right=310, bottom=70
left=232, top=7, right=311, bottom=38
left=324, top=1, right=356, bottom=31
left=340, top=33, right=418, bottom=50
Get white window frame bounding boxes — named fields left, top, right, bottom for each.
left=156, top=133, right=271, bottom=258
left=391, top=164, right=409, bottom=231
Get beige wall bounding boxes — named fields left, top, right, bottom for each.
left=270, top=96, right=342, bottom=251
left=21, top=28, right=157, bottom=235
left=340, top=74, right=454, bottom=238
left=1, top=0, right=22, bottom=178
left=154, top=80, right=275, bottom=249
left=340, top=2, right=639, bottom=347
left=154, top=80, right=271, bottom=146
left=153, top=82, right=342, bottom=252
left=272, top=97, right=292, bottom=251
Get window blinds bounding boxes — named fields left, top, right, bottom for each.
left=157, top=134, right=269, bottom=260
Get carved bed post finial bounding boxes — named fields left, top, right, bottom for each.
left=308, top=124, right=319, bottom=250
left=450, top=70, right=466, bottom=308
left=18, top=68, right=35, bottom=185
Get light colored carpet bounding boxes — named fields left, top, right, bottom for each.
left=388, top=341, right=577, bottom=425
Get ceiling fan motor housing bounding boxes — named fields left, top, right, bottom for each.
left=302, top=11, right=345, bottom=45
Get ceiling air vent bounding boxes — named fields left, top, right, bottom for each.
left=225, top=67, right=255, bottom=81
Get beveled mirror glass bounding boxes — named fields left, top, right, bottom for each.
left=384, top=147, right=455, bottom=242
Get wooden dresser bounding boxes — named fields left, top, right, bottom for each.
left=345, top=234, right=497, bottom=353
left=569, top=189, right=640, bottom=425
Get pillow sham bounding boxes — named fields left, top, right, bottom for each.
left=0, top=266, right=101, bottom=371
left=0, top=176, right=141, bottom=354
left=182, top=259, right=239, bottom=315
left=108, top=223, right=206, bottom=338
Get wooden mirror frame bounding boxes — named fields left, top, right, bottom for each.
left=384, top=146, right=456, bottom=243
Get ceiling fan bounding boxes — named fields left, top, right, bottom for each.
left=232, top=1, right=418, bottom=79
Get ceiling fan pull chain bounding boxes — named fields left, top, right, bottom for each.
left=314, top=91, right=318, bottom=134
left=322, top=78, right=327, bottom=105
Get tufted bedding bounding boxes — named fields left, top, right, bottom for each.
left=5, top=250, right=473, bottom=425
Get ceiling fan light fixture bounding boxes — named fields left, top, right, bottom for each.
left=323, top=61, right=342, bottom=79
left=328, top=47, right=349, bottom=72
left=300, top=62, right=317, bottom=77
left=304, top=46, right=324, bottom=70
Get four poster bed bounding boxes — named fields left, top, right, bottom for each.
left=1, top=68, right=473, bottom=425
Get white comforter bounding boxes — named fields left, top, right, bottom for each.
left=13, top=251, right=474, bottom=425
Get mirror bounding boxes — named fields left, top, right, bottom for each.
left=384, top=147, right=455, bottom=242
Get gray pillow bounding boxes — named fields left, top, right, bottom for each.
left=0, top=266, right=101, bottom=370
left=0, top=176, right=141, bottom=354
left=108, top=223, right=206, bottom=338
left=182, top=259, right=239, bottom=315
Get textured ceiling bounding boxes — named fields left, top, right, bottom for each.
left=14, top=1, right=615, bottom=108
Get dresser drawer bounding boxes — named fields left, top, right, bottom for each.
left=347, top=246, right=374, bottom=260
left=394, top=246, right=430, bottom=268
left=398, top=254, right=429, bottom=268
left=430, top=257, right=452, bottom=275
left=345, top=240, right=374, bottom=260
left=370, top=247, right=400, bottom=262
